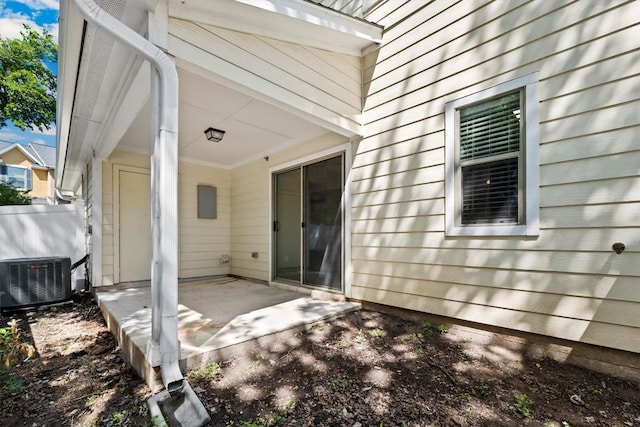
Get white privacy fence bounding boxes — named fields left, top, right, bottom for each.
left=0, top=202, right=86, bottom=290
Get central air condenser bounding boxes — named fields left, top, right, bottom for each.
left=0, top=257, right=72, bottom=310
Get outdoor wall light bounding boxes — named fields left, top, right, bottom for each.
left=204, top=127, right=225, bottom=142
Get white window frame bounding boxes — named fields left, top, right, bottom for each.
left=0, top=165, right=33, bottom=191
left=445, top=73, right=540, bottom=237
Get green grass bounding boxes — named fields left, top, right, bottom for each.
left=190, top=361, right=222, bottom=382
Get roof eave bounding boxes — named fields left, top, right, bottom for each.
left=168, top=0, right=382, bottom=56
left=56, top=0, right=85, bottom=191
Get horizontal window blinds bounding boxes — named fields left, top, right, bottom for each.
left=460, top=92, right=521, bottom=161
left=462, top=158, right=518, bottom=224
left=459, top=91, right=522, bottom=224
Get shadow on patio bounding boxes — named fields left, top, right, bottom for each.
left=94, top=277, right=359, bottom=390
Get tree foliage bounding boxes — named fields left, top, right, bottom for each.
left=0, top=25, right=57, bottom=131
left=0, top=181, right=31, bottom=205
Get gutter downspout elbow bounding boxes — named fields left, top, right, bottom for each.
left=72, top=0, right=183, bottom=394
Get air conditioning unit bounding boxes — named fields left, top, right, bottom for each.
left=0, top=257, right=72, bottom=310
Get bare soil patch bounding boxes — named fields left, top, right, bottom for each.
left=1, top=294, right=151, bottom=427
left=1, top=294, right=639, bottom=426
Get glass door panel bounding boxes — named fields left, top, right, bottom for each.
left=274, top=168, right=301, bottom=282
left=303, top=155, right=343, bottom=290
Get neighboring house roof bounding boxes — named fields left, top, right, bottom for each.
left=0, top=140, right=56, bottom=169
left=0, top=141, right=42, bottom=165
left=28, top=143, right=56, bottom=168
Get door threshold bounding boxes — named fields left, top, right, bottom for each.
left=268, top=281, right=346, bottom=302
left=268, top=281, right=312, bottom=295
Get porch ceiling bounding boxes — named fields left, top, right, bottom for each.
left=118, top=67, right=329, bottom=168
left=58, top=0, right=376, bottom=191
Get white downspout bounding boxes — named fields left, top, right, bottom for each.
left=71, top=0, right=183, bottom=393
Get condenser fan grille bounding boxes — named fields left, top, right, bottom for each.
left=1, top=258, right=72, bottom=310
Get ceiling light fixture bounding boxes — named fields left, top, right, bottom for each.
left=204, top=127, right=225, bottom=143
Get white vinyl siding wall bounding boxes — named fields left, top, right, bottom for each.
left=354, top=0, right=640, bottom=354
left=101, top=150, right=232, bottom=285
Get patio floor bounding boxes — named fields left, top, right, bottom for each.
left=94, top=277, right=360, bottom=390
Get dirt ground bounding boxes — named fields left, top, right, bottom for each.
left=1, top=294, right=638, bottom=427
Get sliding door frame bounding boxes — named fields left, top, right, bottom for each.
left=268, top=142, right=352, bottom=297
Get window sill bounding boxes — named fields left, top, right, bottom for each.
left=446, top=223, right=538, bottom=237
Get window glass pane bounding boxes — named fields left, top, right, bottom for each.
left=0, top=166, right=30, bottom=190
left=275, top=169, right=301, bottom=282
left=460, top=92, right=520, bottom=161
left=462, top=158, right=518, bottom=224
left=304, top=155, right=342, bottom=290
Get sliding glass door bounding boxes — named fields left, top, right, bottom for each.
left=273, top=154, right=344, bottom=291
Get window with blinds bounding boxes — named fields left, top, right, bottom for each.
left=444, top=72, right=540, bottom=237
left=458, top=91, right=522, bottom=224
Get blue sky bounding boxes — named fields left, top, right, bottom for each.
left=0, top=0, right=59, bottom=147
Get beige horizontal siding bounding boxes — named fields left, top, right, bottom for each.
left=352, top=274, right=638, bottom=328
left=352, top=286, right=640, bottom=354
left=355, top=0, right=640, bottom=353
left=364, top=1, right=425, bottom=26
left=539, top=127, right=638, bottom=164
left=352, top=261, right=639, bottom=301
left=354, top=132, right=444, bottom=168
left=352, top=246, right=639, bottom=276
left=365, top=1, right=634, bottom=107
left=100, top=150, right=232, bottom=283
left=230, top=156, right=272, bottom=281
left=540, top=151, right=640, bottom=185
left=352, top=181, right=444, bottom=206
left=364, top=3, right=637, bottom=124
left=177, top=162, right=231, bottom=279
left=352, top=228, right=640, bottom=253
left=542, top=178, right=640, bottom=206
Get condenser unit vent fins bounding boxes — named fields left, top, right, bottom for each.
left=0, top=257, right=72, bottom=310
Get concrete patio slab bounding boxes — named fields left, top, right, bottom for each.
left=94, top=277, right=359, bottom=390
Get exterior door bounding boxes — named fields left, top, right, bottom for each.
left=273, top=154, right=344, bottom=291
left=119, top=170, right=151, bottom=282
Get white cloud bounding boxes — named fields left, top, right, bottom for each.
left=0, top=1, right=59, bottom=40
left=0, top=130, right=29, bottom=144
left=14, top=0, right=59, bottom=10
left=32, top=125, right=57, bottom=136
left=0, top=13, right=42, bottom=39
